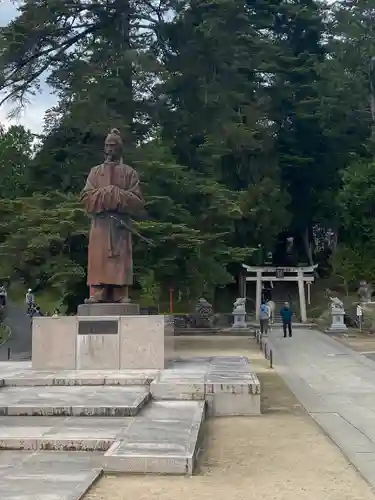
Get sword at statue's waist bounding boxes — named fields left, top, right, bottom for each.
left=93, top=212, right=155, bottom=246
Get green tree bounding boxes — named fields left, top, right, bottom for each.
left=335, top=159, right=375, bottom=284
left=158, top=0, right=289, bottom=258
left=262, top=0, right=339, bottom=264
left=327, top=0, right=375, bottom=283
left=0, top=0, right=175, bottom=143
left=0, top=193, right=87, bottom=306
left=0, top=125, right=33, bottom=199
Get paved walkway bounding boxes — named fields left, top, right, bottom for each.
left=0, top=451, right=101, bottom=499
left=268, top=327, right=375, bottom=490
left=1, top=301, right=31, bottom=360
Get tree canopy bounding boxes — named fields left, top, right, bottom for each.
left=0, top=0, right=374, bottom=308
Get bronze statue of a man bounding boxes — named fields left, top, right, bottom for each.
left=81, top=128, right=144, bottom=303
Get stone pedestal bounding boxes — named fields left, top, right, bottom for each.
left=77, top=302, right=139, bottom=316
left=232, top=312, right=246, bottom=329
left=32, top=315, right=174, bottom=371
left=329, top=307, right=347, bottom=332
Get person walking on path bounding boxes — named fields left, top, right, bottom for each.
left=280, top=301, right=293, bottom=338
left=259, top=300, right=271, bottom=336
left=0, top=285, right=7, bottom=306
left=25, top=289, right=35, bottom=309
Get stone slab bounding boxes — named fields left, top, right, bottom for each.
left=169, top=356, right=250, bottom=372
left=206, top=392, right=261, bottom=416
left=77, top=302, right=140, bottom=316
left=350, top=452, right=375, bottom=490
left=3, top=369, right=160, bottom=387
left=150, top=371, right=206, bottom=400
left=0, top=416, right=132, bottom=452
left=151, top=356, right=261, bottom=415
left=0, top=362, right=32, bottom=380
left=76, top=334, right=120, bottom=370
left=119, top=315, right=174, bottom=369
left=32, top=316, right=77, bottom=371
left=0, top=451, right=102, bottom=500
left=104, top=400, right=206, bottom=475
left=311, top=412, right=375, bottom=455
left=0, top=386, right=149, bottom=417
left=205, top=369, right=260, bottom=395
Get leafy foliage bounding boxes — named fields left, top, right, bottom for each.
left=1, top=0, right=375, bottom=306
left=334, top=160, right=375, bottom=284
left=0, top=125, right=33, bottom=199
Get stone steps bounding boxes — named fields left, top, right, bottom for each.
left=151, top=356, right=261, bottom=416
left=104, top=400, right=206, bottom=475
left=0, top=450, right=102, bottom=500
left=0, top=416, right=131, bottom=452
left=0, top=401, right=207, bottom=476
left=0, top=355, right=260, bottom=483
left=0, top=385, right=150, bottom=417
left=1, top=369, right=159, bottom=387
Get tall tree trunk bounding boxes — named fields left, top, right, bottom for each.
left=114, top=0, right=133, bottom=147
left=302, top=227, right=314, bottom=265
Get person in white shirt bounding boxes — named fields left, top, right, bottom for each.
left=259, top=301, right=271, bottom=335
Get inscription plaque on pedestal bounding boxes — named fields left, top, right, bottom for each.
left=78, top=320, right=118, bottom=335
left=276, top=268, right=284, bottom=279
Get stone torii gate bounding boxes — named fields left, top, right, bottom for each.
left=241, top=264, right=318, bottom=323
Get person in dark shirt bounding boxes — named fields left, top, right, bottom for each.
left=0, top=286, right=6, bottom=306
left=32, top=306, right=44, bottom=317
left=280, top=302, right=293, bottom=338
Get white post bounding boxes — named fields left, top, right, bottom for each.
left=255, top=270, right=262, bottom=321
left=307, top=282, right=311, bottom=305
left=298, top=270, right=307, bottom=322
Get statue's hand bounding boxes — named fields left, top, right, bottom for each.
left=102, top=185, right=116, bottom=193
left=100, top=185, right=120, bottom=209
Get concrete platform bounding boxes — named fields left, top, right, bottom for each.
left=0, top=386, right=150, bottom=417
left=0, top=358, right=261, bottom=416
left=0, top=403, right=207, bottom=476
left=32, top=314, right=174, bottom=370
left=0, top=416, right=131, bottom=451
left=151, top=356, right=261, bottom=415
left=0, top=450, right=102, bottom=500
left=2, top=369, right=159, bottom=387
left=0, top=355, right=261, bottom=480
left=104, top=400, right=206, bottom=475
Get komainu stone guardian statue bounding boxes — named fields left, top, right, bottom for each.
left=192, top=298, right=214, bottom=328
left=358, top=281, right=373, bottom=303
left=329, top=296, right=347, bottom=332
left=81, top=128, right=144, bottom=303
left=232, top=297, right=247, bottom=329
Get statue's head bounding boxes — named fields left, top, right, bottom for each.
left=104, top=128, right=123, bottom=162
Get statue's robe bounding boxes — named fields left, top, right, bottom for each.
left=81, top=160, right=144, bottom=287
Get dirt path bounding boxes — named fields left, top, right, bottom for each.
left=85, top=336, right=375, bottom=500
left=333, top=333, right=375, bottom=362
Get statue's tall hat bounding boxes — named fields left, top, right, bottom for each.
left=105, top=128, right=123, bottom=147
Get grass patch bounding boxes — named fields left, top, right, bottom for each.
left=8, top=282, right=61, bottom=314
left=0, top=323, right=11, bottom=345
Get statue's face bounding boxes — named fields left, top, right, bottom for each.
left=104, top=138, right=121, bottom=161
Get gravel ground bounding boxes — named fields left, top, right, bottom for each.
left=333, top=334, right=375, bottom=361
left=85, top=336, right=375, bottom=500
